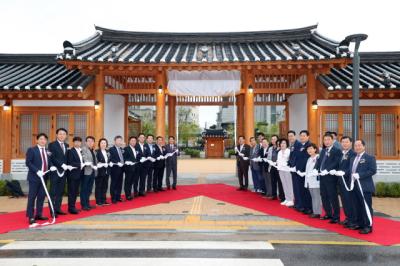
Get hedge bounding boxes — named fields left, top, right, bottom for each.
left=375, top=182, right=400, bottom=198
left=183, top=148, right=200, bottom=158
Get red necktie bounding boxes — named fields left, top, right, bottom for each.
left=41, top=148, right=47, bottom=171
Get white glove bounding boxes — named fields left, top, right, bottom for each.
left=320, top=169, right=329, bottom=176
left=329, top=170, right=337, bottom=175
left=67, top=165, right=75, bottom=171
left=61, top=164, right=68, bottom=171
left=36, top=170, right=44, bottom=178
left=97, top=163, right=104, bottom=168
left=117, top=162, right=124, bottom=167
left=312, top=169, right=319, bottom=176
left=160, top=155, right=165, bottom=160
left=289, top=167, right=297, bottom=173
left=109, top=162, right=114, bottom=167
left=149, top=157, right=156, bottom=162
left=140, top=157, right=147, bottom=163
left=335, top=170, right=345, bottom=176
left=50, top=166, right=57, bottom=172
left=352, top=173, right=360, bottom=180
left=296, top=170, right=306, bottom=177
left=234, top=147, right=239, bottom=153
left=92, top=166, right=98, bottom=170
left=84, top=162, right=92, bottom=166
left=242, top=157, right=249, bottom=161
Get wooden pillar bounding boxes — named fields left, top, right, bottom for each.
left=1, top=100, right=12, bottom=173
left=168, top=95, right=176, bottom=137
left=307, top=70, right=318, bottom=143
left=94, top=71, right=104, bottom=142
left=156, top=71, right=166, bottom=138
left=236, top=94, right=244, bottom=137
left=243, top=72, right=254, bottom=144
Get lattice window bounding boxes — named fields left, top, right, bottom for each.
left=74, top=113, right=88, bottom=140
left=342, top=113, right=352, bottom=138
left=381, top=113, right=396, bottom=157
left=362, top=114, right=376, bottom=155
left=322, top=113, right=338, bottom=134
left=38, top=114, right=51, bottom=137
left=56, top=114, right=69, bottom=130
left=19, top=114, right=33, bottom=156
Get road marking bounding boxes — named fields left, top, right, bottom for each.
left=0, top=241, right=274, bottom=250
left=0, top=258, right=284, bottom=266
left=268, top=240, right=380, bottom=246
left=0, top=240, right=14, bottom=244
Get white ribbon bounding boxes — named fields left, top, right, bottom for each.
left=29, top=169, right=56, bottom=228
left=355, top=177, right=373, bottom=227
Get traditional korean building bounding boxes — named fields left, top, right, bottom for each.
left=0, top=25, right=399, bottom=181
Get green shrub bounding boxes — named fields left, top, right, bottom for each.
left=183, top=148, right=200, bottom=158
left=227, top=149, right=236, bottom=156
left=375, top=182, right=400, bottom=198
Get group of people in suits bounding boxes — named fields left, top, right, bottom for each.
left=235, top=130, right=377, bottom=234
left=25, top=128, right=179, bottom=225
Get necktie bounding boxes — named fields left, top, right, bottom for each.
left=117, top=147, right=123, bottom=162
left=352, top=154, right=361, bottom=173
left=41, top=148, right=47, bottom=171
left=60, top=142, right=65, bottom=154
left=320, top=148, right=329, bottom=171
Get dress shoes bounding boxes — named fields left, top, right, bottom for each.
left=329, top=219, right=339, bottom=224
left=359, top=227, right=373, bottom=234
left=172, top=186, right=177, bottom=190
left=68, top=209, right=79, bottom=214
left=34, top=216, right=48, bottom=221
left=309, top=214, right=320, bottom=219
left=29, top=218, right=36, bottom=225
left=56, top=210, right=67, bottom=215
left=320, top=215, right=332, bottom=220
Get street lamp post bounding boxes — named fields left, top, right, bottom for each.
left=341, top=34, right=368, bottom=142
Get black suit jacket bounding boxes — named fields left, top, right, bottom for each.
left=350, top=152, right=377, bottom=193
left=66, top=148, right=83, bottom=180
left=96, top=149, right=110, bottom=176
left=314, top=145, right=342, bottom=172
left=338, top=149, right=356, bottom=185
left=124, top=145, right=139, bottom=172
left=48, top=141, right=68, bottom=171
left=235, top=144, right=250, bottom=167
left=153, top=145, right=166, bottom=169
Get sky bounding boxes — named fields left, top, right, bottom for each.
left=1, top=0, right=399, bottom=128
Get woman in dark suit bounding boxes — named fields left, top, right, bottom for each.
left=95, top=138, right=110, bottom=206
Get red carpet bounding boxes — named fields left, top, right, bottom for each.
left=0, top=183, right=399, bottom=246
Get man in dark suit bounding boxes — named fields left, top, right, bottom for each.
left=66, top=137, right=84, bottom=214
left=144, top=134, right=157, bottom=192
left=25, top=133, right=51, bottom=224
left=165, top=136, right=179, bottom=190
left=314, top=133, right=342, bottom=223
left=294, top=130, right=313, bottom=214
left=337, top=136, right=357, bottom=229
left=48, top=128, right=69, bottom=217
left=109, top=135, right=125, bottom=203
left=351, top=139, right=377, bottom=234
left=288, top=130, right=306, bottom=211
left=153, top=136, right=167, bottom=192
left=124, top=136, right=139, bottom=200
left=235, top=136, right=250, bottom=191
left=136, top=133, right=149, bottom=196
